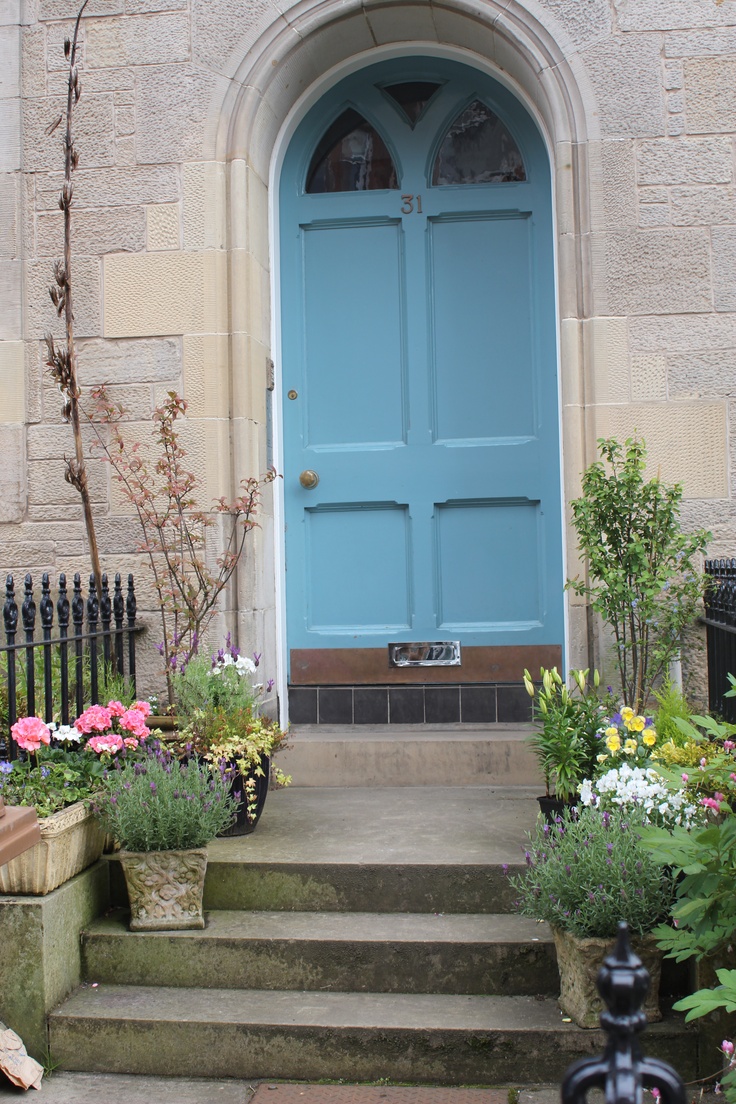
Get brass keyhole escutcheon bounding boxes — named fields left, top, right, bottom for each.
left=287, top=389, right=298, bottom=400
left=299, top=469, right=320, bottom=489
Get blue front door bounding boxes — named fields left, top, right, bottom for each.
left=280, top=59, right=563, bottom=680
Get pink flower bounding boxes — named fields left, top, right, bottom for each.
left=76, top=704, right=113, bottom=734
left=730, top=774, right=736, bottom=784
left=86, top=733, right=124, bottom=755
left=681, top=773, right=689, bottom=783
left=11, top=716, right=52, bottom=752
left=134, top=701, right=152, bottom=718
left=106, top=700, right=126, bottom=718
left=724, top=741, right=735, bottom=752
left=722, top=1040, right=734, bottom=1058
left=700, top=758, right=707, bottom=769
left=701, top=797, right=723, bottom=813
left=651, top=1090, right=661, bottom=1102
left=123, top=737, right=139, bottom=750
left=119, top=708, right=150, bottom=739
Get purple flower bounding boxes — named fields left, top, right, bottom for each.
left=266, top=679, right=275, bottom=693
left=253, top=652, right=262, bottom=668
left=150, top=781, right=157, bottom=794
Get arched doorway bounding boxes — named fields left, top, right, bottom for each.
left=279, top=56, right=564, bottom=723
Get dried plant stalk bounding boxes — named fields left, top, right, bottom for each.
left=44, top=0, right=102, bottom=597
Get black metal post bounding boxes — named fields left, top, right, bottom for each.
left=3, top=575, right=17, bottom=759
left=100, top=572, right=112, bottom=683
left=72, top=572, right=84, bottom=718
left=113, top=573, right=124, bottom=679
left=40, top=572, right=54, bottom=723
left=57, top=573, right=70, bottom=726
left=561, top=924, right=687, bottom=1104
left=87, top=574, right=99, bottom=706
left=126, top=574, right=137, bottom=696
left=22, top=574, right=36, bottom=720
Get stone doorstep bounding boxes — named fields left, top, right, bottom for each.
left=47, top=985, right=698, bottom=1085
left=81, top=909, right=560, bottom=996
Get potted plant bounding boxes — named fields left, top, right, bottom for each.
left=508, top=806, right=675, bottom=1027
left=170, top=641, right=290, bottom=835
left=96, top=745, right=237, bottom=931
left=523, top=666, right=606, bottom=820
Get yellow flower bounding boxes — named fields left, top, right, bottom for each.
left=630, top=716, right=645, bottom=732
left=621, top=707, right=635, bottom=721
left=642, top=730, right=657, bottom=747
left=624, top=739, right=638, bottom=755
left=596, top=754, right=608, bottom=763
left=605, top=733, right=621, bottom=753
left=605, top=726, right=619, bottom=738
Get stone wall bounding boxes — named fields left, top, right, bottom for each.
left=1, top=0, right=735, bottom=700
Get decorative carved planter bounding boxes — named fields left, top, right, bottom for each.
left=0, top=801, right=104, bottom=896
left=552, top=927, right=663, bottom=1028
left=119, top=847, right=208, bottom=931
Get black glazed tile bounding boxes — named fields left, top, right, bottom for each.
left=288, top=686, right=318, bottom=724
left=354, top=687, right=389, bottom=725
left=388, top=687, right=425, bottom=724
left=425, top=686, right=460, bottom=723
left=460, top=686, right=497, bottom=723
left=497, top=684, right=533, bottom=723
left=318, top=688, right=354, bottom=724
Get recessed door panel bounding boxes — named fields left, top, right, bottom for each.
left=429, top=215, right=535, bottom=442
left=305, top=504, right=411, bottom=630
left=302, top=221, right=406, bottom=448
left=435, top=499, right=542, bottom=628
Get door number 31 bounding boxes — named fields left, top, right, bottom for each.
left=401, top=194, right=423, bottom=214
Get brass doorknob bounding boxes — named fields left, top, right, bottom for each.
left=299, top=469, right=320, bottom=489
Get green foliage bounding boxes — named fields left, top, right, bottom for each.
left=523, top=667, right=606, bottom=800
left=509, top=807, right=675, bottom=939
left=567, top=436, right=710, bottom=713
left=96, top=747, right=236, bottom=851
left=175, top=707, right=290, bottom=789
left=0, top=749, right=104, bottom=817
left=653, top=680, right=696, bottom=746
left=642, top=813, right=736, bottom=962
left=673, top=968, right=736, bottom=1020
left=173, top=652, right=259, bottom=722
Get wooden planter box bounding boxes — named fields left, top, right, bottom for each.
left=0, top=801, right=105, bottom=896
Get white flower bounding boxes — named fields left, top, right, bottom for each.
left=235, top=656, right=256, bottom=676
left=578, top=779, right=597, bottom=806
left=54, top=724, right=82, bottom=744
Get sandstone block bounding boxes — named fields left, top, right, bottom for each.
left=0, top=425, right=23, bottom=522
left=85, top=12, right=190, bottom=68
left=667, top=91, right=684, bottom=114
left=21, top=24, right=45, bottom=99
left=135, top=63, right=218, bottom=164
left=0, top=258, right=21, bottom=339
left=27, top=454, right=107, bottom=508
left=581, top=33, right=665, bottom=137
left=616, top=0, right=736, bottom=31
left=711, top=227, right=736, bottom=312
left=103, top=250, right=227, bottom=337
left=75, top=335, right=181, bottom=386
left=231, top=332, right=268, bottom=424
left=531, top=0, right=612, bottom=47
left=115, top=135, right=136, bottom=165
left=0, top=97, right=20, bottom=171
left=36, top=205, right=145, bottom=256
left=630, top=314, right=736, bottom=354
left=191, top=0, right=286, bottom=75
left=684, top=58, right=736, bottom=135
left=0, top=25, right=19, bottom=99
left=0, top=3, right=22, bottom=26
left=0, top=171, right=18, bottom=258
left=668, top=350, right=736, bottom=399
left=589, top=140, right=638, bottom=232
left=671, top=186, right=736, bottom=226
left=115, top=104, right=135, bottom=137
left=26, top=339, right=43, bottom=424
left=26, top=422, right=97, bottom=461
left=637, top=203, right=669, bottom=228
left=47, top=67, right=136, bottom=99
left=39, top=0, right=123, bottom=19
left=125, top=0, right=187, bottom=11
left=639, top=186, right=668, bottom=204
left=26, top=256, right=101, bottom=339
left=183, top=332, right=229, bottom=418
left=23, top=94, right=115, bottom=173
left=637, top=137, right=733, bottom=185
left=592, top=228, right=711, bottom=316
left=662, top=60, right=683, bottom=89
left=0, top=340, right=24, bottom=421
left=36, top=164, right=178, bottom=210
left=147, top=203, right=180, bottom=250
left=594, top=401, right=727, bottom=499
left=583, top=316, right=630, bottom=405
left=666, top=27, right=736, bottom=56
left=631, top=354, right=667, bottom=401
left=666, top=116, right=684, bottom=137
left=182, top=161, right=227, bottom=251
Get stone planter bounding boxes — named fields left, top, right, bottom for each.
left=0, top=801, right=104, bottom=896
left=119, top=847, right=208, bottom=931
left=552, top=927, right=663, bottom=1028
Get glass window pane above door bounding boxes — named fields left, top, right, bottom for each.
left=432, top=100, right=526, bottom=185
left=306, top=108, right=398, bottom=193
left=382, top=81, right=442, bottom=126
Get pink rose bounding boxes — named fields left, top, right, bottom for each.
left=76, top=704, right=113, bottom=734
left=11, top=715, right=52, bottom=752
left=87, top=733, right=124, bottom=755
left=106, top=700, right=126, bottom=718
left=119, top=708, right=150, bottom=739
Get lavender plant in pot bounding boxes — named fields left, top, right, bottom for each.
left=96, top=744, right=236, bottom=931
left=507, top=806, right=675, bottom=1027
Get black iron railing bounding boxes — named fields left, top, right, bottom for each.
left=0, top=571, right=137, bottom=759
left=704, top=559, right=736, bottom=723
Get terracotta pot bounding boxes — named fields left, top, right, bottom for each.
left=0, top=801, right=104, bottom=896
left=552, top=926, right=663, bottom=1028
left=119, top=846, right=208, bottom=931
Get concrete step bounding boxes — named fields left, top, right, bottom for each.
left=279, top=725, right=541, bottom=787
left=82, top=910, right=559, bottom=996
left=108, top=786, right=538, bottom=913
left=48, top=984, right=698, bottom=1085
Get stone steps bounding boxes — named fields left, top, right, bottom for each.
left=48, top=984, right=697, bottom=1085
left=82, top=910, right=559, bottom=995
